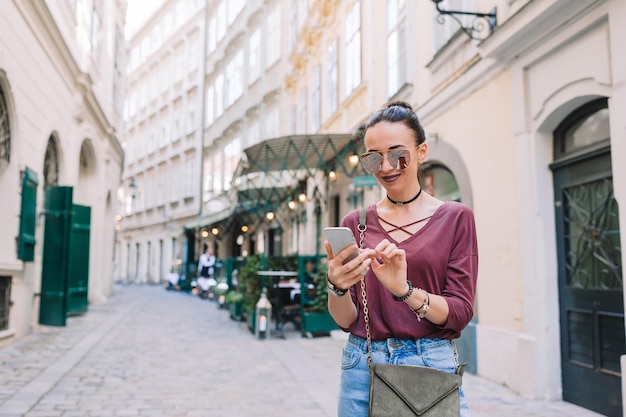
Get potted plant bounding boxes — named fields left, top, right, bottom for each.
left=225, top=291, right=244, bottom=321
left=236, top=254, right=262, bottom=331
left=301, top=262, right=338, bottom=336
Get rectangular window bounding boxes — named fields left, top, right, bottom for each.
left=188, top=39, right=199, bottom=72
left=248, top=121, right=260, bottom=148
left=223, top=138, right=241, bottom=191
left=266, top=6, right=281, bottom=68
left=266, top=106, right=279, bottom=139
left=157, top=163, right=166, bottom=206
left=432, top=0, right=475, bottom=52
left=175, top=2, right=185, bottom=27
left=289, top=2, right=298, bottom=48
left=325, top=38, right=338, bottom=119
left=215, top=73, right=224, bottom=118
left=208, top=17, right=216, bottom=52
left=91, top=7, right=101, bottom=58
left=185, top=155, right=196, bottom=198
left=203, top=152, right=214, bottom=201
left=145, top=169, right=154, bottom=209
left=227, top=0, right=244, bottom=25
left=289, top=105, right=297, bottom=135
left=225, top=50, right=243, bottom=107
left=174, top=51, right=183, bottom=82
left=161, top=123, right=169, bottom=148
left=187, top=110, right=195, bottom=135
left=217, top=1, right=227, bottom=43
left=310, top=66, right=320, bottom=132
left=171, top=119, right=178, bottom=141
left=345, top=1, right=362, bottom=96
left=0, top=277, right=11, bottom=331
left=163, top=12, right=173, bottom=37
left=213, top=150, right=223, bottom=195
left=205, top=85, right=214, bottom=126
left=297, top=0, right=307, bottom=28
left=298, top=88, right=307, bottom=134
left=387, top=0, right=406, bottom=97
left=170, top=157, right=181, bottom=202
left=248, top=29, right=261, bottom=85
left=136, top=175, right=145, bottom=212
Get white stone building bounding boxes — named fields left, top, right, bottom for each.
left=119, top=0, right=206, bottom=284
left=0, top=0, right=126, bottom=344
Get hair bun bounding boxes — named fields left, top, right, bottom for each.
left=384, top=101, right=413, bottom=111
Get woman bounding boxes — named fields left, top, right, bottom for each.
left=324, top=101, right=477, bottom=417
left=196, top=244, right=216, bottom=299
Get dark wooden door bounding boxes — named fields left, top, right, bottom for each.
left=553, top=148, right=624, bottom=417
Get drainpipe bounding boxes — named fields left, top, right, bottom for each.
left=198, top=0, right=209, bottom=218
left=186, top=0, right=210, bottom=278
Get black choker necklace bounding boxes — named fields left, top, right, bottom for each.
left=387, top=188, right=422, bottom=206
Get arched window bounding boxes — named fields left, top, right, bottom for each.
left=0, top=86, right=10, bottom=163
left=44, top=136, right=59, bottom=187
left=555, top=97, right=609, bottom=158
left=421, top=164, right=461, bottom=202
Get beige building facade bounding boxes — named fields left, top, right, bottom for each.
left=0, top=0, right=125, bottom=345
left=420, top=3, right=626, bottom=416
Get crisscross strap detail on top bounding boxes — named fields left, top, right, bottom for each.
left=377, top=215, right=433, bottom=236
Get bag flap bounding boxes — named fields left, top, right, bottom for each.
left=372, top=364, right=461, bottom=415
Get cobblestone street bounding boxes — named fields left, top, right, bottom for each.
left=0, top=284, right=604, bottom=417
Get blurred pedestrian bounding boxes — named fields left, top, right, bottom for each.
left=197, top=244, right=216, bottom=298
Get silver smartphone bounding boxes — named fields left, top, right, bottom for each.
left=324, top=227, right=360, bottom=264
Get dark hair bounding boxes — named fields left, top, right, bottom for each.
left=364, top=101, right=426, bottom=145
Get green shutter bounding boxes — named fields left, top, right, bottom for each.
left=66, top=204, right=91, bottom=315
left=39, top=186, right=73, bottom=326
left=17, top=167, right=38, bottom=261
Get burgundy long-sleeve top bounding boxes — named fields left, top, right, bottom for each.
left=341, top=201, right=478, bottom=341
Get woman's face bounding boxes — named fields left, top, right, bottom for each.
left=363, top=121, right=427, bottom=192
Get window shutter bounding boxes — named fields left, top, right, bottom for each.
left=17, top=167, right=38, bottom=261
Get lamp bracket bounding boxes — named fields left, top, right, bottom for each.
left=433, top=1, right=497, bottom=41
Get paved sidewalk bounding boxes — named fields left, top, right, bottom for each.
left=0, top=284, right=605, bottom=416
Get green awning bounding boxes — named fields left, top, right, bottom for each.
left=192, top=133, right=364, bottom=231
left=235, top=133, right=362, bottom=177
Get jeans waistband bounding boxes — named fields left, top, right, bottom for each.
left=347, top=334, right=452, bottom=355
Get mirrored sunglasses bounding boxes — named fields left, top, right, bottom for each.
left=360, top=148, right=411, bottom=174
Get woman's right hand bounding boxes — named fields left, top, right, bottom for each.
left=324, top=241, right=372, bottom=290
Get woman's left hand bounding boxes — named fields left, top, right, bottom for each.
left=368, top=239, right=408, bottom=296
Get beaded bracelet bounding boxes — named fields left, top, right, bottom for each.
left=391, top=280, right=414, bottom=302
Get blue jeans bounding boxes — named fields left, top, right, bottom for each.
left=338, top=334, right=470, bottom=417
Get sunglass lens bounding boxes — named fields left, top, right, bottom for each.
left=361, top=153, right=383, bottom=173
left=389, top=149, right=411, bottom=170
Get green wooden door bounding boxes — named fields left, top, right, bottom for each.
left=39, top=186, right=73, bottom=326
left=67, top=204, right=90, bottom=315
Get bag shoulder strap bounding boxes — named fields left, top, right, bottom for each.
left=359, top=208, right=367, bottom=229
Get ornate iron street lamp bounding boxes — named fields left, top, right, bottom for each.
left=431, top=0, right=497, bottom=41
